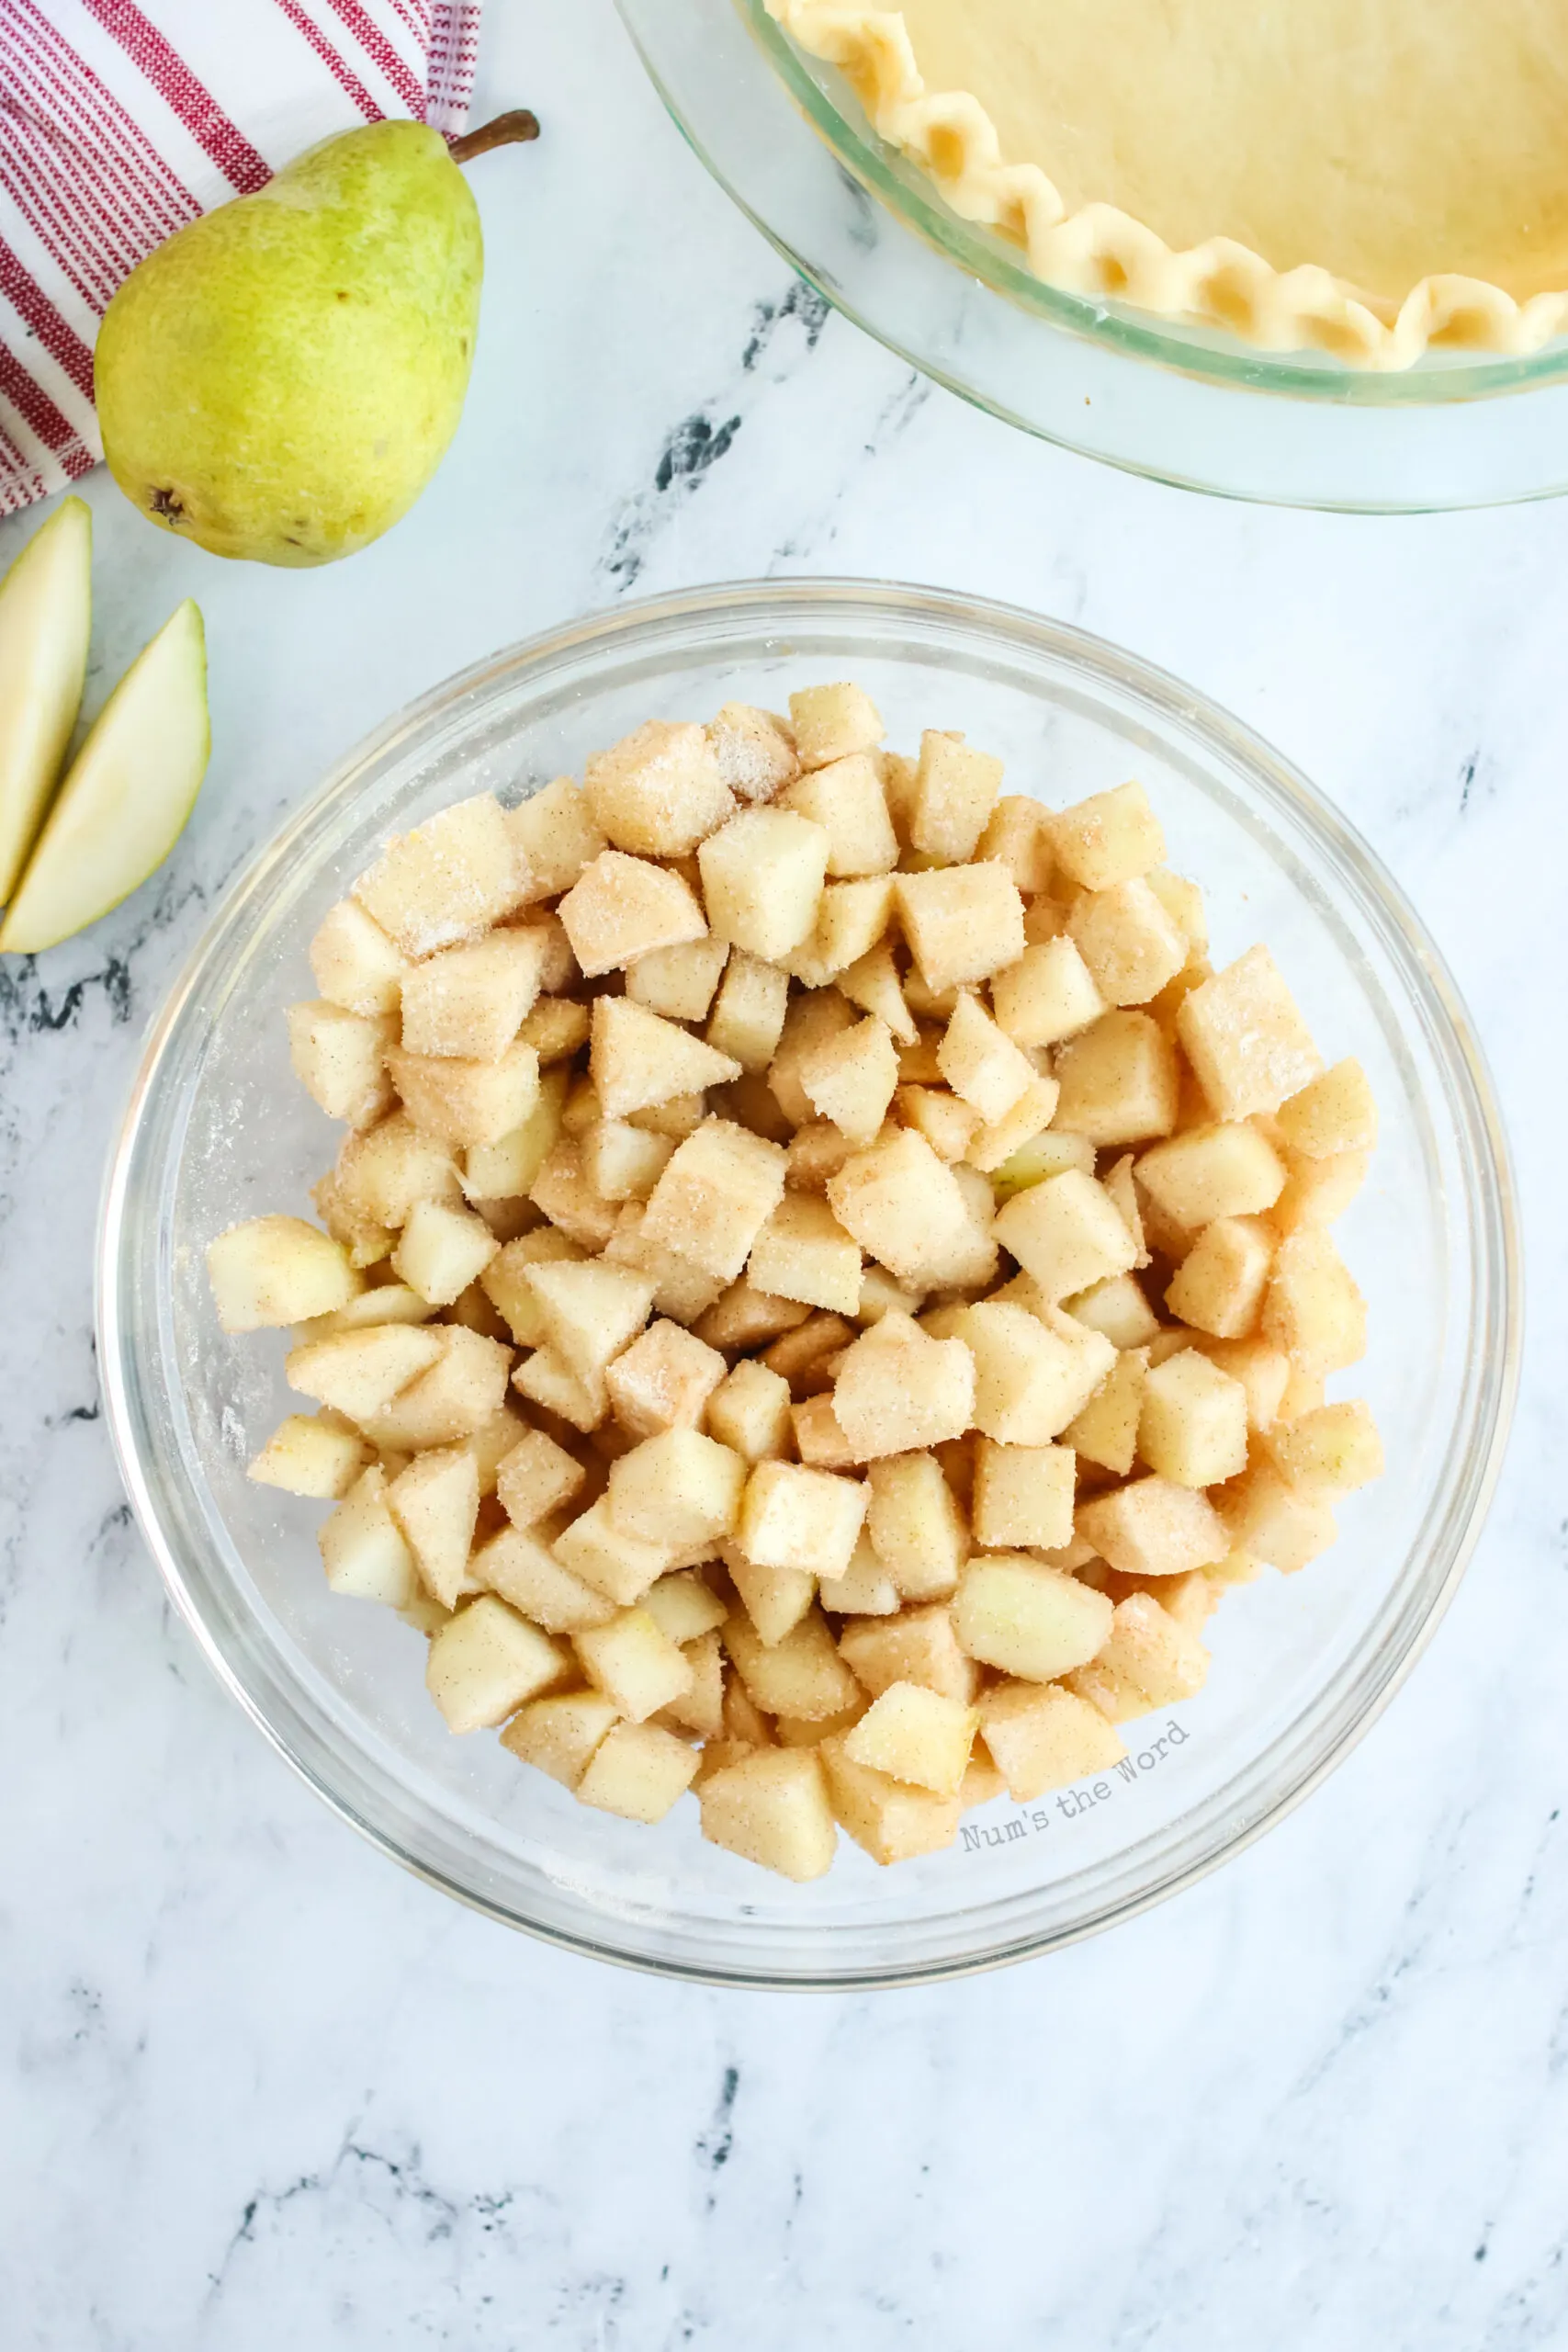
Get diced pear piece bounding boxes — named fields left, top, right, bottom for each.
left=247, top=1411, right=369, bottom=1500
left=208, top=1214, right=361, bottom=1331
left=842, top=1680, right=977, bottom=1795
left=387, top=1443, right=480, bottom=1608
left=953, top=1555, right=1113, bottom=1683
left=699, top=1746, right=838, bottom=1880
left=819, top=1736, right=962, bottom=1864
left=285, top=1319, right=445, bottom=1420
left=320, top=1464, right=420, bottom=1608
left=978, top=1681, right=1126, bottom=1802
left=0, top=601, right=209, bottom=954
left=577, top=1721, right=700, bottom=1823
left=0, top=496, right=91, bottom=906
left=426, top=1596, right=570, bottom=1733
left=501, top=1689, right=619, bottom=1788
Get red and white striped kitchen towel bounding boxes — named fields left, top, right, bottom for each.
left=0, top=0, right=484, bottom=515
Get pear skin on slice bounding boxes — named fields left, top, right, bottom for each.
left=0, top=495, right=92, bottom=905
left=0, top=599, right=209, bottom=955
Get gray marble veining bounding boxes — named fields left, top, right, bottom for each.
left=3, top=3, right=1566, bottom=2345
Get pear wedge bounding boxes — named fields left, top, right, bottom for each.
left=0, top=600, right=209, bottom=955
left=0, top=495, right=93, bottom=904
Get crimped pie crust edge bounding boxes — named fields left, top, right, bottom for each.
left=766, top=0, right=1568, bottom=371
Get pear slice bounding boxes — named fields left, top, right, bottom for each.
left=0, top=599, right=209, bottom=955
left=0, top=495, right=93, bottom=904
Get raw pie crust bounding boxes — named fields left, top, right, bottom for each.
left=766, top=0, right=1568, bottom=368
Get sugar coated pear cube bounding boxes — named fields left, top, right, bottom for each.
left=953, top=1555, right=1114, bottom=1683
left=992, top=935, right=1105, bottom=1048
left=398, top=929, right=547, bottom=1063
left=1051, top=781, right=1164, bottom=891
left=705, top=950, right=790, bottom=1073
left=626, top=934, right=730, bottom=1023
left=640, top=1117, right=788, bottom=1283
left=1135, top=1123, right=1286, bottom=1227
left=501, top=1689, right=619, bottom=1788
left=1052, top=1010, right=1179, bottom=1146
left=1215, top=1463, right=1337, bottom=1574
left=506, top=775, right=607, bottom=902
left=1262, top=1228, right=1368, bottom=1374
left=838, top=1602, right=977, bottom=1703
left=726, top=1550, right=818, bottom=1646
left=1276, top=1057, right=1378, bottom=1159
left=972, top=1440, right=1075, bottom=1551
left=387, top=1038, right=541, bottom=1150
left=994, top=1168, right=1137, bottom=1303
left=799, top=1013, right=899, bottom=1147
left=724, top=1607, right=862, bottom=1723
left=909, top=730, right=1003, bottom=865
left=606, top=1318, right=728, bottom=1438
left=819, top=1736, right=962, bottom=1864
left=1263, top=1399, right=1383, bottom=1492
left=896, top=864, right=1026, bottom=993
left=699, top=806, right=830, bottom=961
left=557, top=849, right=708, bottom=979
left=826, top=1127, right=973, bottom=1289
left=584, top=718, right=734, bottom=856
left=319, top=1464, right=419, bottom=1607
left=788, top=682, right=883, bottom=770
left=354, top=795, right=522, bottom=959
left=248, top=1411, right=371, bottom=1501
left=426, top=1596, right=570, bottom=1733
left=608, top=1428, right=747, bottom=1549
left=208, top=1215, right=361, bottom=1331
left=1165, top=1216, right=1275, bottom=1340
left=864, top=1453, right=967, bottom=1603
left=843, top=1680, right=977, bottom=1795
left=364, top=1327, right=513, bottom=1450
left=576, top=1721, right=700, bottom=1823
left=1137, top=1351, right=1249, bottom=1487
left=937, top=991, right=1036, bottom=1124
left=705, top=1358, right=794, bottom=1463
left=286, top=1001, right=395, bottom=1129
left=830, top=1312, right=975, bottom=1460
left=738, top=1461, right=868, bottom=1578
left=707, top=702, right=800, bottom=801
left=386, top=1443, right=480, bottom=1607
left=978, top=1681, right=1126, bottom=1801
left=748, top=1193, right=863, bottom=1317
left=699, top=1746, right=838, bottom=1880
left=1178, top=945, right=1323, bottom=1121
left=837, top=939, right=917, bottom=1043
left=957, top=1300, right=1115, bottom=1446
left=1076, top=1476, right=1229, bottom=1577
left=779, top=751, right=898, bottom=876
left=590, top=997, right=739, bottom=1122
left=1066, top=1592, right=1208, bottom=1721
left=310, top=898, right=408, bottom=1016
left=1066, top=877, right=1187, bottom=1008
left=573, top=1604, right=694, bottom=1722
left=391, top=1196, right=499, bottom=1306
left=1064, top=1344, right=1146, bottom=1476
left=285, top=1320, right=445, bottom=1421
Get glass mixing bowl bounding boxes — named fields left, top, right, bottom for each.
left=98, top=582, right=1518, bottom=1987
left=616, top=0, right=1568, bottom=511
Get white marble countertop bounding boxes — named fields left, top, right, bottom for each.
left=4, top=6, right=1566, bottom=2345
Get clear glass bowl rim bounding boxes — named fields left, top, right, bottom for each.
left=96, top=578, right=1522, bottom=1989
left=721, top=0, right=1568, bottom=407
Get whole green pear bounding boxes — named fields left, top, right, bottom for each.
left=95, top=120, right=483, bottom=566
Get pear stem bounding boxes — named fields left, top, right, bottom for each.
left=449, top=110, right=540, bottom=165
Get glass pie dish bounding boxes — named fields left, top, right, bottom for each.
left=615, top=0, right=1568, bottom=512
left=98, top=581, right=1519, bottom=1987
